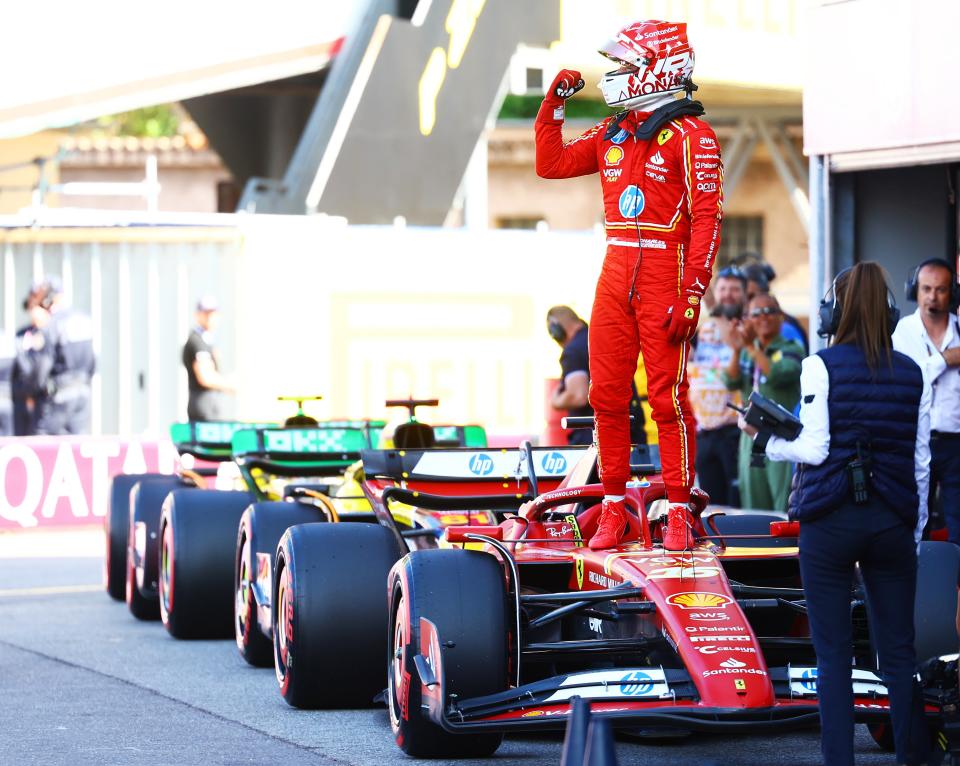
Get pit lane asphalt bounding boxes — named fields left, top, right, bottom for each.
left=0, top=529, right=896, bottom=766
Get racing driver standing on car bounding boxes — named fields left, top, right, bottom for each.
left=536, top=21, right=722, bottom=550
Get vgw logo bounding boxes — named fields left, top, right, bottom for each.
left=541, top=452, right=567, bottom=474
left=620, top=670, right=653, bottom=696
left=468, top=453, right=494, bottom=476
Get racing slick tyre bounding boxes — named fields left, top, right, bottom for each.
left=235, top=502, right=328, bottom=667
left=273, top=523, right=404, bottom=709
left=126, top=476, right=187, bottom=620
left=388, top=549, right=508, bottom=758
left=158, top=489, right=255, bottom=639
left=106, top=473, right=160, bottom=600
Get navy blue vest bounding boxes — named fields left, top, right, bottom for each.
left=790, top=344, right=923, bottom=525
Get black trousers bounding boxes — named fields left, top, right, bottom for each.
left=695, top=424, right=740, bottom=506
left=799, top=501, right=928, bottom=766
left=930, top=431, right=960, bottom=544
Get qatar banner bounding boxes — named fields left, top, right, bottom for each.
left=0, top=437, right=180, bottom=530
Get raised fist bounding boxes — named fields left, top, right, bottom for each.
left=546, top=69, right=585, bottom=103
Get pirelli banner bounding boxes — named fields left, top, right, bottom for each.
left=233, top=218, right=605, bottom=438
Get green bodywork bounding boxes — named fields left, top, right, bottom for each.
left=169, top=419, right=487, bottom=503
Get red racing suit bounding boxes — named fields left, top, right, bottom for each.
left=535, top=102, right=723, bottom=502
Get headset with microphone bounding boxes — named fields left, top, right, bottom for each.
left=817, top=267, right=900, bottom=339
left=904, top=257, right=960, bottom=312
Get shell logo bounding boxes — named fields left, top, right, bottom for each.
left=667, top=592, right=732, bottom=609
left=604, top=146, right=625, bottom=166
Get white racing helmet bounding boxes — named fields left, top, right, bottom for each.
left=598, top=20, right=695, bottom=110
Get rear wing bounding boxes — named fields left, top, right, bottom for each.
left=361, top=446, right=587, bottom=484
left=432, top=425, right=487, bottom=447
left=231, top=426, right=373, bottom=477
left=169, top=421, right=276, bottom=462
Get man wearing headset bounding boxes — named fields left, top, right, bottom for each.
left=547, top=306, right=593, bottom=445
left=892, top=257, right=960, bottom=543
left=536, top=20, right=722, bottom=549
left=546, top=305, right=646, bottom=447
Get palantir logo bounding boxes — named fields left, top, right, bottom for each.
left=620, top=670, right=653, bottom=696
left=541, top=452, right=567, bottom=474
left=468, top=453, right=494, bottom=476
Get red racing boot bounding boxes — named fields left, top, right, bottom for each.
left=662, top=503, right=696, bottom=551
left=588, top=499, right=629, bottom=550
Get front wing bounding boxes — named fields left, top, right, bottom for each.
left=414, top=618, right=925, bottom=734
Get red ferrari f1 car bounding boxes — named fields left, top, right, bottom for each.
left=383, top=435, right=960, bottom=758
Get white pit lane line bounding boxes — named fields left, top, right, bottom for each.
left=0, top=584, right=103, bottom=598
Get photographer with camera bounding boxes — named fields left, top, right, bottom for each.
left=688, top=265, right=747, bottom=506
left=740, top=262, right=931, bottom=766
left=722, top=293, right=803, bottom=511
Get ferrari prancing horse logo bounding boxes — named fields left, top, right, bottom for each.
left=658, top=128, right=674, bottom=145
left=575, top=557, right=584, bottom=589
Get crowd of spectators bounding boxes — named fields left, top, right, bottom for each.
left=687, top=253, right=960, bottom=546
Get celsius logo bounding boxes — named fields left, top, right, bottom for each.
left=618, top=185, right=645, bottom=218
left=542, top=452, right=567, bottom=474
left=620, top=670, right=653, bottom=696
left=468, top=453, right=494, bottom=476
left=611, top=128, right=629, bottom=145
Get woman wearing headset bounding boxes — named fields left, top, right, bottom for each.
left=739, top=262, right=931, bottom=766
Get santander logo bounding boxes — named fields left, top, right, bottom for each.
left=719, top=658, right=747, bottom=669
left=649, top=151, right=665, bottom=165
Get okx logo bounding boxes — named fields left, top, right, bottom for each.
left=541, top=452, right=567, bottom=474
left=620, top=670, right=653, bottom=696
left=468, top=453, right=494, bottom=476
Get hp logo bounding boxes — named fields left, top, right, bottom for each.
left=541, top=452, right=567, bottom=474
left=799, top=668, right=818, bottom=692
left=618, top=185, right=645, bottom=218
left=620, top=670, right=653, bottom=696
left=468, top=453, right=494, bottom=476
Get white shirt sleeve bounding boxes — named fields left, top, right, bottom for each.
left=764, top=354, right=830, bottom=465
left=914, top=379, right=932, bottom=543
left=892, top=314, right=948, bottom=383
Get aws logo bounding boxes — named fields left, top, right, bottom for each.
left=667, top=592, right=732, bottom=609
left=604, top=146, right=625, bottom=166
left=468, top=453, right=494, bottom=476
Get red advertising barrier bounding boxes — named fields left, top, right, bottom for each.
left=0, top=436, right=180, bottom=529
